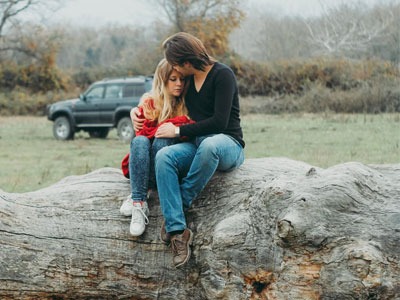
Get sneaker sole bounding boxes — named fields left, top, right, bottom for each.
left=130, top=230, right=145, bottom=236
left=130, top=224, right=146, bottom=236
left=174, top=229, right=194, bottom=268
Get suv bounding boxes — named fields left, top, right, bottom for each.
left=47, top=76, right=153, bottom=142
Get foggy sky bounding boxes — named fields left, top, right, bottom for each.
left=44, top=0, right=386, bottom=27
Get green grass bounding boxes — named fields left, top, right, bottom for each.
left=0, top=114, right=399, bottom=193
left=243, top=113, right=399, bottom=166
left=0, top=116, right=128, bottom=193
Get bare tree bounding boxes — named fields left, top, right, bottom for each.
left=151, top=0, right=245, bottom=57
left=231, top=0, right=399, bottom=62
left=304, top=1, right=393, bottom=56
left=0, top=0, right=61, bottom=58
left=153, top=0, right=243, bottom=31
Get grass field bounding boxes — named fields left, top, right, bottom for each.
left=0, top=114, right=399, bottom=193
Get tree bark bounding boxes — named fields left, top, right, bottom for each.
left=0, top=158, right=399, bottom=299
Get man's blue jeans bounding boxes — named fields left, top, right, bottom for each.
left=129, top=136, right=176, bottom=201
left=155, top=134, right=245, bottom=232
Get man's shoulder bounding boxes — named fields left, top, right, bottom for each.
left=213, top=62, right=234, bottom=77
left=214, top=62, right=230, bottom=71
left=211, top=62, right=236, bottom=84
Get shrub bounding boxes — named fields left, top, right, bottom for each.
left=0, top=88, right=79, bottom=116
left=228, top=57, right=399, bottom=98
left=286, top=79, right=400, bottom=113
left=0, top=62, right=71, bottom=92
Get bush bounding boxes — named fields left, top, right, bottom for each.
left=228, top=57, right=399, bottom=98
left=240, top=79, right=400, bottom=115
left=296, top=79, right=400, bottom=113
left=0, top=62, right=71, bottom=93
left=0, top=88, right=79, bottom=116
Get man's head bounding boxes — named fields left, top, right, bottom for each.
left=162, top=32, right=215, bottom=73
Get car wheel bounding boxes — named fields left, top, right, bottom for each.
left=53, top=116, right=74, bottom=140
left=117, top=117, right=134, bottom=142
left=88, top=128, right=109, bottom=139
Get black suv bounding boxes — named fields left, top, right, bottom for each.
left=47, top=76, right=152, bottom=142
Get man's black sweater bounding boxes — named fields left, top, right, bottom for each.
left=180, top=62, right=245, bottom=148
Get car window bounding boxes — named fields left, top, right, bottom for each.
left=105, top=84, right=123, bottom=99
left=123, top=84, right=146, bottom=98
left=86, top=86, right=104, bottom=99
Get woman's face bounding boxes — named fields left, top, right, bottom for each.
left=167, top=69, right=185, bottom=97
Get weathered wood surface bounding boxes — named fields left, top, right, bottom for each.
left=0, top=158, right=399, bottom=300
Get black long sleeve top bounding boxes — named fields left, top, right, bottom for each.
left=180, top=62, right=245, bottom=148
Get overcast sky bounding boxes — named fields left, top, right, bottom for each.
left=43, top=0, right=388, bottom=27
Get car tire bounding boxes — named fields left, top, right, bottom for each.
left=88, top=128, right=109, bottom=139
left=117, top=117, right=134, bottom=142
left=53, top=116, right=74, bottom=140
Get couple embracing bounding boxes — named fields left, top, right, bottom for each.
left=120, top=32, right=245, bottom=268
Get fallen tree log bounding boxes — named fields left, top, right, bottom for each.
left=0, top=158, right=399, bottom=299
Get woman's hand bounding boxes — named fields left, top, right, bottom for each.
left=130, top=107, right=144, bottom=132
left=155, top=122, right=176, bottom=138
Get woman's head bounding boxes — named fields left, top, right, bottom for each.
left=142, top=58, right=188, bottom=123
left=162, top=32, right=215, bottom=72
left=153, top=58, right=185, bottom=98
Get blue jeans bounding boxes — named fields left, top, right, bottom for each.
left=155, top=134, right=244, bottom=232
left=129, top=136, right=177, bottom=201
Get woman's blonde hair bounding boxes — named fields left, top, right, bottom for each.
left=140, top=58, right=188, bottom=123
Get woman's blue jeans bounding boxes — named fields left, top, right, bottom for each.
left=155, top=134, right=245, bottom=232
left=129, top=136, right=176, bottom=201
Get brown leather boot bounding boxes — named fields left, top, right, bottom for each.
left=160, top=220, right=171, bottom=245
left=170, top=229, right=193, bottom=268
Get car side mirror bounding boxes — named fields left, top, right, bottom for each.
left=79, top=94, right=86, bottom=101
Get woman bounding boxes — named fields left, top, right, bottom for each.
left=119, top=58, right=193, bottom=237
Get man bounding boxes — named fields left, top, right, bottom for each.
left=134, top=32, right=245, bottom=268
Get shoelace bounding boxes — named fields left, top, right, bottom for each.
left=131, top=205, right=149, bottom=225
left=171, top=237, right=184, bottom=255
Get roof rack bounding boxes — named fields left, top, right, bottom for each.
left=101, top=75, right=150, bottom=81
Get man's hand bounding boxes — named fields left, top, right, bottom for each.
left=155, top=122, right=176, bottom=138
left=130, top=107, right=144, bottom=132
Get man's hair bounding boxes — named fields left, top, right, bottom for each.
left=162, top=32, right=215, bottom=71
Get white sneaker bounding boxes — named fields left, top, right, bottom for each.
left=120, top=196, right=134, bottom=216
left=130, top=201, right=149, bottom=236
